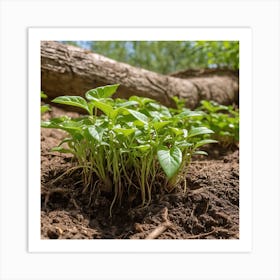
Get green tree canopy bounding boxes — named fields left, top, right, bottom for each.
left=63, top=41, right=239, bottom=74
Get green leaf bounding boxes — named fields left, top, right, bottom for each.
left=113, top=127, right=136, bottom=137
left=124, top=109, right=149, bottom=124
left=134, top=144, right=151, bottom=152
left=200, top=100, right=216, bottom=113
left=115, top=100, right=139, bottom=108
left=188, top=127, right=214, bottom=138
left=58, top=137, right=72, bottom=146
left=133, top=120, right=146, bottom=127
left=193, top=150, right=208, bottom=156
left=177, top=110, right=204, bottom=118
left=92, top=100, right=118, bottom=120
left=41, top=91, right=48, bottom=99
left=175, top=141, right=193, bottom=148
left=41, top=118, right=83, bottom=134
left=85, top=84, right=119, bottom=100
left=152, top=121, right=171, bottom=130
left=87, top=126, right=103, bottom=142
left=41, top=105, right=50, bottom=114
left=148, top=103, right=171, bottom=117
left=51, top=147, right=73, bottom=154
left=194, top=139, right=218, bottom=148
left=170, top=127, right=184, bottom=136
left=129, top=96, right=153, bottom=106
left=41, top=116, right=69, bottom=128
left=57, top=122, right=83, bottom=134
left=157, top=146, right=182, bottom=179
left=52, top=96, right=89, bottom=114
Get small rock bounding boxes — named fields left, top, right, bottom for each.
left=47, top=228, right=60, bottom=239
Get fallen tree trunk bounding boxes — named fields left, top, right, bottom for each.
left=169, top=68, right=239, bottom=79
left=41, top=41, right=239, bottom=109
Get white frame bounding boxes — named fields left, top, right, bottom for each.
left=28, top=27, right=252, bottom=253
left=1, top=1, right=279, bottom=279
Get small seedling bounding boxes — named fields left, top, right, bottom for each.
left=42, top=84, right=217, bottom=215
left=41, top=91, right=51, bottom=114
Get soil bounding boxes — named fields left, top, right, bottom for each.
left=41, top=106, right=239, bottom=240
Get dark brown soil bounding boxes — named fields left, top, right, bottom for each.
left=41, top=107, right=239, bottom=240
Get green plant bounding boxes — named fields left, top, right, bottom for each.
left=197, top=100, right=239, bottom=147
left=172, top=97, right=239, bottom=147
left=41, top=84, right=217, bottom=215
left=41, top=91, right=51, bottom=114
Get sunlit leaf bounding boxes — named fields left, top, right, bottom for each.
left=41, top=91, right=48, bottom=99
left=152, top=121, right=171, bottom=130
left=170, top=127, right=183, bottom=136
left=188, top=127, right=214, bottom=138
left=115, top=100, right=139, bottom=108
left=92, top=100, right=118, bottom=120
left=134, top=144, right=151, bottom=152
left=123, top=109, right=149, bottom=124
left=85, top=84, right=119, bottom=100
left=157, top=146, right=182, bottom=179
left=193, top=150, right=208, bottom=156
left=113, top=127, right=136, bottom=137
left=52, top=96, right=90, bottom=114
left=194, top=139, right=218, bottom=148
left=41, top=105, right=50, bottom=114
left=87, top=126, right=104, bottom=142
left=51, top=147, right=73, bottom=154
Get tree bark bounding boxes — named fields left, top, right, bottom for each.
left=41, top=41, right=239, bottom=109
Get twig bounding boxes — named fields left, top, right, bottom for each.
left=145, top=208, right=174, bottom=239
left=69, top=197, right=80, bottom=210
left=186, top=229, right=216, bottom=239
left=186, top=227, right=238, bottom=239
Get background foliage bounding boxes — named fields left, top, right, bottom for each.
left=62, top=41, right=239, bottom=74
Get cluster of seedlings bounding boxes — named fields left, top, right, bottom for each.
left=41, top=84, right=239, bottom=215
left=196, top=100, right=239, bottom=147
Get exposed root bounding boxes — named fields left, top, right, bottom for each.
left=186, top=227, right=238, bottom=239
left=186, top=229, right=216, bottom=239
left=69, top=197, right=80, bottom=210
left=50, top=165, right=87, bottom=185
left=87, top=180, right=99, bottom=208
left=145, top=208, right=175, bottom=239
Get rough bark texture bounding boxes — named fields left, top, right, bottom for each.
left=41, top=41, right=239, bottom=109
left=170, top=68, right=239, bottom=79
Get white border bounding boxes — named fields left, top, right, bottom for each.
left=1, top=1, right=279, bottom=279
left=28, top=27, right=252, bottom=253
left=0, top=0, right=280, bottom=280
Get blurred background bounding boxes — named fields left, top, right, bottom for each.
left=61, top=41, right=239, bottom=74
